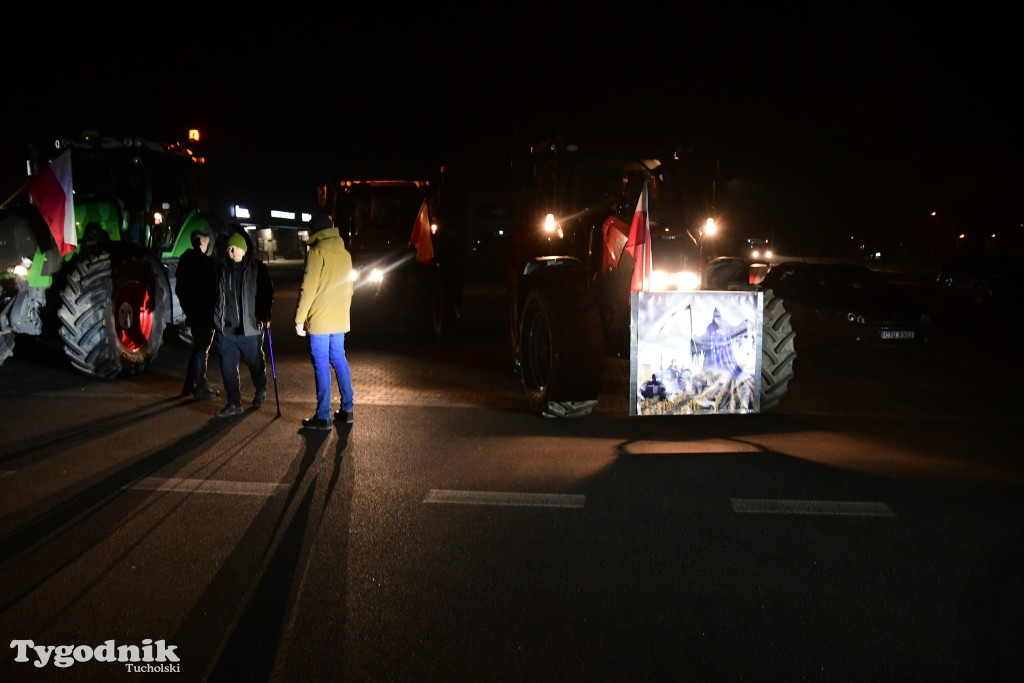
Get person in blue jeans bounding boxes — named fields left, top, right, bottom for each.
left=212, top=228, right=275, bottom=418
left=294, top=212, right=355, bottom=430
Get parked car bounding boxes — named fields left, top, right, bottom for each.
left=760, top=261, right=932, bottom=350
left=937, top=253, right=1024, bottom=308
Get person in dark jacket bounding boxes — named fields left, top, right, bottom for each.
left=212, top=229, right=275, bottom=417
left=175, top=226, right=219, bottom=400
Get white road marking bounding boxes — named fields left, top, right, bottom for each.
left=730, top=498, right=895, bottom=516
left=424, top=489, right=585, bottom=509
left=126, top=477, right=288, bottom=497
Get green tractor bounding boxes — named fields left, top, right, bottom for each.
left=0, top=131, right=225, bottom=377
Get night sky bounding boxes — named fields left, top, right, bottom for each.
left=5, top=5, right=1021, bottom=257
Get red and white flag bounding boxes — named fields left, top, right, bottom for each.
left=409, top=198, right=434, bottom=264
left=27, top=150, right=77, bottom=257
left=624, top=181, right=652, bottom=292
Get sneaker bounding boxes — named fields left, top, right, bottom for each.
left=253, top=389, right=267, bottom=409
left=216, top=403, right=243, bottom=418
left=301, top=416, right=333, bottom=430
left=194, top=386, right=220, bottom=401
left=334, top=409, right=354, bottom=424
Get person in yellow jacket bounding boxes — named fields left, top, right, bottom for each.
left=294, top=212, right=355, bottom=430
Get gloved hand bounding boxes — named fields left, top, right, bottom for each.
left=295, top=323, right=306, bottom=337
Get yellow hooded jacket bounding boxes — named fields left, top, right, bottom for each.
left=294, top=226, right=354, bottom=334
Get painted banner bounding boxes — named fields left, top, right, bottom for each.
left=630, top=290, right=764, bottom=416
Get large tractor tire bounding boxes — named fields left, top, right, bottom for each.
left=58, top=251, right=169, bottom=378
left=518, top=278, right=604, bottom=418
left=423, top=268, right=445, bottom=342
left=759, top=287, right=797, bottom=411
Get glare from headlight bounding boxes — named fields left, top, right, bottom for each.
left=368, top=268, right=384, bottom=284
left=650, top=270, right=701, bottom=292
left=9, top=257, right=32, bottom=278
left=676, top=271, right=701, bottom=291
left=543, top=213, right=557, bottom=233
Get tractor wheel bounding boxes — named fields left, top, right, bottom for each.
left=408, top=266, right=445, bottom=343
left=518, top=279, right=604, bottom=417
left=759, top=288, right=797, bottom=412
left=427, top=269, right=444, bottom=340
left=58, top=251, right=168, bottom=378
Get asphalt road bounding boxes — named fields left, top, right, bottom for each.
left=1, top=262, right=1022, bottom=682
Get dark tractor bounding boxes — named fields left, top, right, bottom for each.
left=507, top=134, right=796, bottom=417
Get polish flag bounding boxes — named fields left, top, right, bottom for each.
left=410, top=198, right=434, bottom=264
left=624, top=181, right=651, bottom=292
left=27, top=150, right=77, bottom=256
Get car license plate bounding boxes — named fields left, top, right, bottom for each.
left=880, top=330, right=914, bottom=340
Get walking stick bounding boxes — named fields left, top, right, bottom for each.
left=265, top=326, right=282, bottom=417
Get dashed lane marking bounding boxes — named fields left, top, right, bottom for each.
left=731, top=499, right=895, bottom=516
left=126, top=477, right=288, bottom=497
left=424, top=489, right=586, bottom=509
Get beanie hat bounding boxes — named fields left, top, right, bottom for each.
left=310, top=212, right=334, bottom=231
left=227, top=233, right=248, bottom=253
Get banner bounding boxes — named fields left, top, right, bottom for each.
left=630, top=291, right=763, bottom=416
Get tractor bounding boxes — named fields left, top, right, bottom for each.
left=506, top=133, right=797, bottom=417
left=0, top=130, right=226, bottom=377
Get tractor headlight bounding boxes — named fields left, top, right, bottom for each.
left=8, top=257, right=32, bottom=278
left=543, top=213, right=564, bottom=240
left=651, top=269, right=701, bottom=292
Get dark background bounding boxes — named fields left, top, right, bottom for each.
left=4, top=4, right=1020, bottom=258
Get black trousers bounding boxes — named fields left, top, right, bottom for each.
left=216, top=328, right=268, bottom=406
left=183, top=321, right=216, bottom=393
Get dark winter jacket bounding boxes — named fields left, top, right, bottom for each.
left=213, top=237, right=274, bottom=335
left=175, top=246, right=217, bottom=326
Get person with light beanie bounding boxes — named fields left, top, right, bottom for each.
left=212, top=226, right=275, bottom=417
left=294, top=211, right=355, bottom=430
